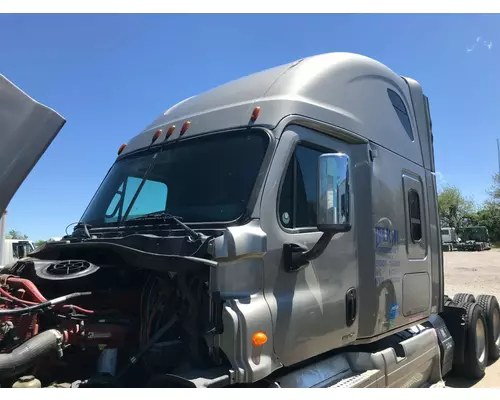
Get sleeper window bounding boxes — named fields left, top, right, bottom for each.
left=408, top=189, right=422, bottom=242
left=388, top=88, right=414, bottom=141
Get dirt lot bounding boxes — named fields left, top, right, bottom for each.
left=443, top=248, right=500, bottom=388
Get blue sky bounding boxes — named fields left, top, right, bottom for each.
left=0, top=14, right=499, bottom=240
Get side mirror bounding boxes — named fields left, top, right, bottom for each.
left=317, top=153, right=351, bottom=233
left=283, top=152, right=352, bottom=272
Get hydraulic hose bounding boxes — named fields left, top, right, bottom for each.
left=0, top=329, right=64, bottom=378
left=0, top=274, right=94, bottom=314
left=115, top=314, right=179, bottom=380
left=0, top=292, right=91, bottom=316
left=5, top=277, right=47, bottom=303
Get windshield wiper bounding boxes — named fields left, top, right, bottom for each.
left=125, top=212, right=201, bottom=240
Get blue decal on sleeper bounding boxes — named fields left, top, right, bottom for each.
left=388, top=303, right=400, bottom=321
left=375, top=227, right=399, bottom=254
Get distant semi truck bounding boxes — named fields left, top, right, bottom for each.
left=441, top=227, right=459, bottom=244
left=1, top=239, right=35, bottom=268
left=0, top=211, right=35, bottom=267
left=457, top=226, right=492, bottom=251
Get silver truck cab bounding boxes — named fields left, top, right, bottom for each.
left=79, top=52, right=442, bottom=384
left=5, top=53, right=480, bottom=389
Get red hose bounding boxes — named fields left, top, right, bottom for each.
left=0, top=286, right=37, bottom=305
left=0, top=279, right=94, bottom=315
left=7, top=277, right=46, bottom=303
left=62, top=304, right=94, bottom=314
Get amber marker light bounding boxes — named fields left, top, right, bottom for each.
left=252, top=331, right=268, bottom=347
left=250, top=106, right=260, bottom=122
left=180, top=121, right=191, bottom=136
left=151, top=129, right=162, bottom=143
left=165, top=125, right=176, bottom=140
left=117, top=144, right=127, bottom=155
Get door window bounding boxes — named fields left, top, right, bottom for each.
left=278, top=145, right=326, bottom=229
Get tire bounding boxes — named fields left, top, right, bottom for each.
left=453, top=293, right=476, bottom=304
left=476, top=295, right=500, bottom=361
left=443, top=295, right=453, bottom=307
left=455, top=302, right=488, bottom=380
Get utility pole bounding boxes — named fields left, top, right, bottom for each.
left=497, top=138, right=500, bottom=174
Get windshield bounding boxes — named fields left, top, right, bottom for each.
left=12, top=241, right=34, bottom=258
left=80, top=130, right=270, bottom=227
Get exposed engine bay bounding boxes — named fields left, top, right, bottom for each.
left=0, top=238, right=222, bottom=388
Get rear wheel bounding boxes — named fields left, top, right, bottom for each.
left=453, top=293, right=476, bottom=304
left=476, top=295, right=500, bottom=361
left=443, top=295, right=453, bottom=307
left=455, top=302, right=488, bottom=380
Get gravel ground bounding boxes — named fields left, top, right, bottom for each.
left=444, top=249, right=500, bottom=300
left=443, top=248, right=500, bottom=388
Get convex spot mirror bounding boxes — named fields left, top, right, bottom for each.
left=317, top=153, right=351, bottom=233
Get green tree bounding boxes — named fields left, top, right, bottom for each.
left=438, top=186, right=475, bottom=229
left=5, top=229, right=28, bottom=240
left=34, top=239, right=46, bottom=248
left=472, top=173, right=500, bottom=243
left=473, top=203, right=500, bottom=243
left=487, top=172, right=500, bottom=202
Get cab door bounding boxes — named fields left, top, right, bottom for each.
left=260, top=124, right=364, bottom=366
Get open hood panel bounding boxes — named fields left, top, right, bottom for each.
left=0, top=74, right=66, bottom=215
left=27, top=240, right=218, bottom=274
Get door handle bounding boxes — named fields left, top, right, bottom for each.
left=346, top=287, right=357, bottom=327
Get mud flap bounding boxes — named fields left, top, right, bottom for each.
left=439, top=303, right=466, bottom=366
